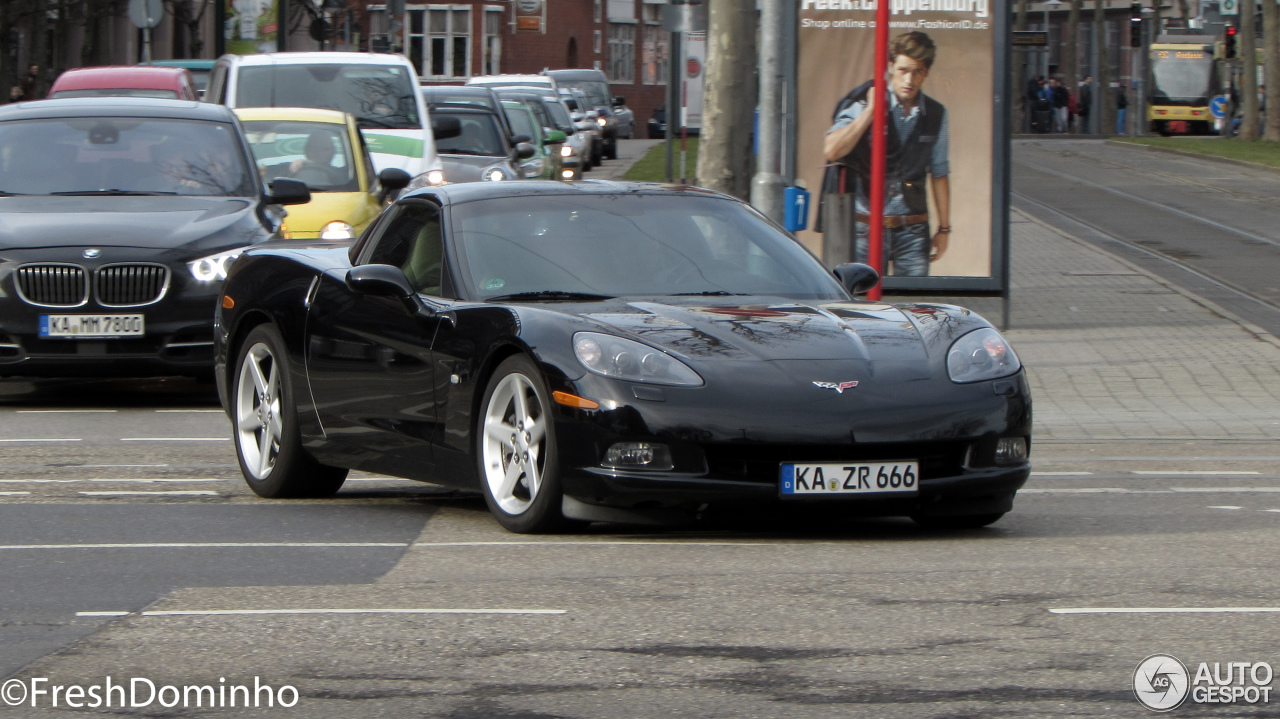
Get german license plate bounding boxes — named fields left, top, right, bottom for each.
left=780, top=461, right=919, bottom=496
left=39, top=314, right=144, bottom=339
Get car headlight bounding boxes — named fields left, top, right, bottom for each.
left=320, top=221, right=355, bottom=240
left=427, top=170, right=446, bottom=186
left=560, top=145, right=574, bottom=158
left=188, top=249, right=244, bottom=282
left=484, top=167, right=509, bottom=182
left=946, top=328, right=1021, bottom=384
left=519, top=159, right=544, bottom=178
left=596, top=117, right=607, bottom=127
left=573, top=332, right=703, bottom=387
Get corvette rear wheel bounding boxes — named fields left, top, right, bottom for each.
left=233, top=325, right=347, bottom=498
left=478, top=355, right=578, bottom=533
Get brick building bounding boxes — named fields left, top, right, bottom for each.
left=366, top=0, right=671, bottom=136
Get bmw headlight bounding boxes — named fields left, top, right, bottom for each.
left=320, top=221, right=355, bottom=240
left=188, top=249, right=244, bottom=282
left=946, top=328, right=1021, bottom=383
left=519, top=158, right=544, bottom=178
left=574, top=332, right=703, bottom=387
left=484, top=167, right=510, bottom=182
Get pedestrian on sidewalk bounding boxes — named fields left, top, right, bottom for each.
left=1052, top=79, right=1069, bottom=133
left=20, top=64, right=40, bottom=101
left=1077, top=76, right=1092, bottom=134
left=1116, top=83, right=1129, bottom=135
left=6, top=86, right=23, bottom=104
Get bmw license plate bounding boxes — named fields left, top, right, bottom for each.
left=780, top=461, right=919, bottom=496
left=39, top=314, right=144, bottom=339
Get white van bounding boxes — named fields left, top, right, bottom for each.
left=207, top=52, right=451, bottom=186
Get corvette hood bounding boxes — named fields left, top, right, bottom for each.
left=580, top=300, right=935, bottom=368
left=0, top=196, right=258, bottom=251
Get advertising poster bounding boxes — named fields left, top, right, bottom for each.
left=797, top=0, right=1004, bottom=283
left=225, top=0, right=280, bottom=54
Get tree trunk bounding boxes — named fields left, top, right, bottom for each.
left=1242, top=0, right=1260, bottom=140
left=1065, top=0, right=1080, bottom=129
left=1095, top=0, right=1111, bottom=134
left=1265, top=0, right=1280, bottom=140
left=30, top=0, right=50, bottom=97
left=1013, top=0, right=1028, bottom=132
left=696, top=0, right=757, bottom=199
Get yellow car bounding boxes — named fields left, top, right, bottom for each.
left=234, top=107, right=409, bottom=240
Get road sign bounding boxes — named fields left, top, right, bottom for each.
left=1221, top=0, right=1238, bottom=15
left=128, top=0, right=163, bottom=29
left=1210, top=95, right=1228, bottom=119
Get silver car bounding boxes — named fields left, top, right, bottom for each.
left=407, top=105, right=533, bottom=187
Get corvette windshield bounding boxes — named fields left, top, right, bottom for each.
left=0, top=117, right=254, bottom=196
left=454, top=194, right=847, bottom=300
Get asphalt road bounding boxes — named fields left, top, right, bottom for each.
left=1, top=377, right=1279, bottom=716
left=1012, top=139, right=1280, bottom=338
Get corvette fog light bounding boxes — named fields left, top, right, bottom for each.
left=320, top=221, right=354, bottom=240
left=602, top=442, right=673, bottom=470
left=994, top=437, right=1028, bottom=465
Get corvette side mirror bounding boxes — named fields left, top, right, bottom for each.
left=833, top=263, right=880, bottom=295
left=346, top=264, right=429, bottom=314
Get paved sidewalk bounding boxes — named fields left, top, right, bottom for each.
left=912, top=210, right=1280, bottom=441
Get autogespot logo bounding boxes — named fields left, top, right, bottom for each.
left=1134, top=654, right=1190, bottom=711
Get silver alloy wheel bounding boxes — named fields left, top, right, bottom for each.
left=236, top=341, right=283, bottom=481
left=481, top=373, right=548, bottom=515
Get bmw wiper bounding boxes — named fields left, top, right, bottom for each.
left=50, top=189, right=179, bottom=196
left=671, top=291, right=750, bottom=296
left=486, top=291, right=615, bottom=302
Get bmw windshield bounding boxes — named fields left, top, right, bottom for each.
left=453, top=194, right=847, bottom=301
left=236, top=64, right=421, bottom=130
left=0, top=117, right=254, bottom=196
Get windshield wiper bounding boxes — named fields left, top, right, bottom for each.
left=486, top=291, right=615, bottom=302
left=50, top=189, right=179, bottom=196
left=0, top=191, right=28, bottom=196
left=671, top=291, right=750, bottom=296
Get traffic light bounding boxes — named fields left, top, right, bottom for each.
left=1130, top=3, right=1143, bottom=48
left=1226, top=25, right=1238, bottom=59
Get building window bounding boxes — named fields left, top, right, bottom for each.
left=641, top=6, right=666, bottom=86
left=594, top=0, right=602, bottom=23
left=483, top=7, right=502, bottom=75
left=594, top=29, right=602, bottom=55
left=608, top=23, right=635, bottom=83
left=406, top=5, right=471, bottom=79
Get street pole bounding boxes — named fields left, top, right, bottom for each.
left=665, top=29, right=680, bottom=183
left=868, top=0, right=890, bottom=300
left=750, top=0, right=785, bottom=223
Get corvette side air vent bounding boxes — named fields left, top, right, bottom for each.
left=15, top=264, right=88, bottom=307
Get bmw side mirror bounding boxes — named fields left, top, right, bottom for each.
left=515, top=142, right=537, bottom=160
left=431, top=115, right=462, bottom=141
left=266, top=177, right=311, bottom=206
left=833, top=263, right=880, bottom=295
left=346, top=264, right=428, bottom=314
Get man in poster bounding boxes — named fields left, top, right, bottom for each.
left=822, top=31, right=950, bottom=277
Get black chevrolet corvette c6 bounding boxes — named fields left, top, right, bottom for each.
left=214, top=181, right=1031, bottom=532
left=0, top=98, right=309, bottom=378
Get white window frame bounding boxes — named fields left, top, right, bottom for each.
left=405, top=4, right=473, bottom=80
left=482, top=5, right=503, bottom=75
left=641, top=11, right=666, bottom=86
left=607, top=21, right=636, bottom=84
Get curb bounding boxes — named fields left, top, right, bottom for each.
left=1014, top=208, right=1280, bottom=351
left=1107, top=139, right=1280, bottom=175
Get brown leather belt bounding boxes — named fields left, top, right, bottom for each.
left=855, top=212, right=929, bottom=229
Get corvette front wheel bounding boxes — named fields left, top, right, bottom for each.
left=477, top=355, right=579, bottom=533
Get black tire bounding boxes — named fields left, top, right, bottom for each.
left=910, top=512, right=1006, bottom=530
left=604, top=140, right=618, bottom=161
left=232, top=324, right=347, bottom=498
left=592, top=142, right=604, bottom=166
left=475, top=355, right=582, bottom=533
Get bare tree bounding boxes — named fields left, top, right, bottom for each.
left=1013, top=0, right=1029, bottom=132
left=1265, top=0, right=1280, bottom=140
left=1064, top=0, right=1080, bottom=129
left=1094, top=0, right=1112, bottom=134
left=696, top=0, right=757, bottom=199
left=1242, top=0, right=1260, bottom=140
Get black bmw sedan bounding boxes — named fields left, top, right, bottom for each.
left=215, top=181, right=1031, bottom=533
left=0, top=98, right=308, bottom=378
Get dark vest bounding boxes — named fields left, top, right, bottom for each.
left=818, top=80, right=945, bottom=225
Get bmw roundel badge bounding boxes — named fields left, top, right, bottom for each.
left=83, top=249, right=101, bottom=259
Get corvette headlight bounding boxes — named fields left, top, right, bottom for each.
left=574, top=332, right=703, bottom=387
left=320, top=221, right=355, bottom=240
left=188, top=249, right=244, bottom=282
left=484, top=167, right=509, bottom=181
left=947, top=328, right=1021, bottom=384
left=427, top=170, right=445, bottom=186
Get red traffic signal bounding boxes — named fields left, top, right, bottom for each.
left=1226, top=25, right=1237, bottom=58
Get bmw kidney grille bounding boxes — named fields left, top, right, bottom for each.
left=14, top=263, right=169, bottom=308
